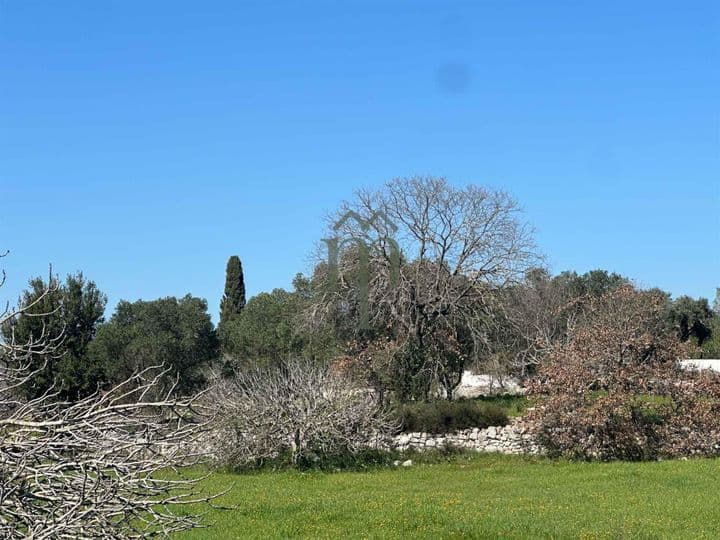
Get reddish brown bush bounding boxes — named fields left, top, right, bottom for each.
left=528, top=286, right=720, bottom=460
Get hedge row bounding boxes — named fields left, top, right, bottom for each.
left=397, top=399, right=508, bottom=434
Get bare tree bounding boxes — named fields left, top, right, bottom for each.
left=311, top=176, right=540, bottom=399
left=207, top=359, right=397, bottom=468
left=484, top=269, right=632, bottom=379
left=484, top=269, right=582, bottom=379
left=0, top=255, right=220, bottom=538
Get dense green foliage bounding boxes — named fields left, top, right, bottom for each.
left=219, top=255, right=246, bottom=326
left=219, top=288, right=302, bottom=370
left=220, top=274, right=339, bottom=371
left=172, top=456, right=720, bottom=539
left=549, top=268, right=629, bottom=298
left=397, top=399, right=508, bottom=434
left=700, top=319, right=720, bottom=358
left=88, top=295, right=218, bottom=397
left=668, top=295, right=715, bottom=346
left=1, top=272, right=107, bottom=400
left=388, top=337, right=434, bottom=401
left=474, top=394, right=531, bottom=417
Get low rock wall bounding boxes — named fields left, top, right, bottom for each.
left=391, top=418, right=541, bottom=455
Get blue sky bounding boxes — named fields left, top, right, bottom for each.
left=1, top=1, right=718, bottom=322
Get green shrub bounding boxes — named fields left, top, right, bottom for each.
left=474, top=395, right=531, bottom=417
left=631, top=395, right=674, bottom=426
left=397, top=399, right=508, bottom=434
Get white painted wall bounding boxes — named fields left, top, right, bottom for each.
left=452, top=371, right=524, bottom=398
left=679, top=359, right=720, bottom=372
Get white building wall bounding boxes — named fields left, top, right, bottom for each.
left=679, top=359, right=720, bottom=372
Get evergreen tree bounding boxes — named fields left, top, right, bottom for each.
left=220, top=288, right=303, bottom=370
left=1, top=272, right=107, bottom=400
left=668, top=296, right=714, bottom=345
left=88, top=295, right=218, bottom=398
left=219, top=255, right=246, bottom=325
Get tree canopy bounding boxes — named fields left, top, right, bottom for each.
left=668, top=295, right=715, bottom=346
left=220, top=288, right=301, bottom=370
left=88, top=295, right=218, bottom=397
left=309, top=176, right=540, bottom=399
left=0, top=272, right=107, bottom=400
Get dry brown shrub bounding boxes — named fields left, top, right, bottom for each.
left=528, top=285, right=720, bottom=460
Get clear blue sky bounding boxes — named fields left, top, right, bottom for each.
left=2, top=1, right=718, bottom=323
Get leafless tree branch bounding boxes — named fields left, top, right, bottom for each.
left=0, top=257, right=220, bottom=538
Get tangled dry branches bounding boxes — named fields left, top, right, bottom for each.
left=1, top=256, right=220, bottom=538
left=208, top=359, right=398, bottom=468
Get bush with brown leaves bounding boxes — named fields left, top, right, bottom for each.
left=528, top=285, right=720, bottom=460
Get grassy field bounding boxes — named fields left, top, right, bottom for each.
left=173, top=454, right=720, bottom=539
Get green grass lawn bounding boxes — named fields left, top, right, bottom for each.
left=173, top=454, right=720, bottom=539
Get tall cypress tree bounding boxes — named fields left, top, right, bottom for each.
left=220, top=255, right=246, bottom=325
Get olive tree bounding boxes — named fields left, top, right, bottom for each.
left=88, top=295, right=219, bottom=399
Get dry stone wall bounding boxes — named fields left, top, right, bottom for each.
left=391, top=417, right=542, bottom=455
